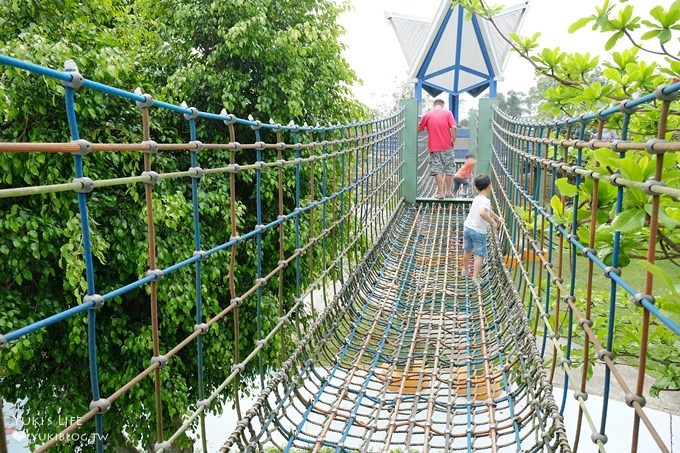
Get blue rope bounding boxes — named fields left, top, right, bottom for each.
left=600, top=112, right=630, bottom=435
left=293, top=131, right=302, bottom=295
left=541, top=126, right=559, bottom=359
left=188, top=117, right=207, bottom=450
left=65, top=82, right=104, bottom=453
left=255, top=128, right=264, bottom=388
left=560, top=124, right=585, bottom=416
left=321, top=129, right=329, bottom=308
left=339, top=128, right=347, bottom=284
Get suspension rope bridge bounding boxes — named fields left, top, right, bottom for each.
left=0, top=54, right=678, bottom=453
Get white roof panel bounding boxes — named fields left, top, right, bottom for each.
left=385, top=14, right=431, bottom=69
left=480, top=2, right=529, bottom=75
left=428, top=71, right=455, bottom=90
left=427, top=6, right=459, bottom=74
left=459, top=71, right=487, bottom=92
left=459, top=19, right=488, bottom=75
left=392, top=0, right=528, bottom=95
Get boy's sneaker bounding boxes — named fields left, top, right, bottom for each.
left=460, top=267, right=469, bottom=278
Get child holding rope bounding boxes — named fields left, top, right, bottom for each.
left=461, top=174, right=502, bottom=286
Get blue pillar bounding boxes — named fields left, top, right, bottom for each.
left=449, top=93, right=459, bottom=122
left=415, top=80, right=423, bottom=115
left=489, top=79, right=497, bottom=98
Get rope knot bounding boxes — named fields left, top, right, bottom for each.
left=655, top=83, right=679, bottom=102
left=134, top=89, right=153, bottom=109
left=189, top=166, right=204, bottom=179
left=154, top=441, right=172, bottom=452
left=142, top=140, right=158, bottom=154
left=632, top=292, right=655, bottom=307
left=194, top=323, right=209, bottom=335
left=146, top=268, right=164, bottom=280
left=73, top=177, right=95, bottom=194
left=641, top=178, right=664, bottom=195
left=89, top=398, right=111, bottom=414
left=72, top=139, right=91, bottom=156
left=193, top=250, right=208, bottom=261
left=189, top=140, right=204, bottom=151
left=603, top=266, right=621, bottom=279
left=142, top=171, right=160, bottom=185
left=624, top=392, right=646, bottom=408
left=62, top=60, right=84, bottom=89
left=183, top=106, right=199, bottom=120
left=151, top=355, right=168, bottom=368
left=83, top=294, right=104, bottom=310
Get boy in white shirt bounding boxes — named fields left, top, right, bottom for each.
left=461, top=174, right=502, bottom=286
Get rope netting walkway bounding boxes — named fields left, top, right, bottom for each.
left=1, top=52, right=679, bottom=453
left=222, top=202, right=568, bottom=452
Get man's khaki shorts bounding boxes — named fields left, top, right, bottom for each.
left=429, top=150, right=456, bottom=176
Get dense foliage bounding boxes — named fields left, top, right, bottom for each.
left=456, top=0, right=680, bottom=396
left=0, top=0, right=365, bottom=450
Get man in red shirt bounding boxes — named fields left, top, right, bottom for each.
left=418, top=99, right=458, bottom=198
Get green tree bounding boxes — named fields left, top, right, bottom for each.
left=453, top=0, right=680, bottom=395
left=0, top=0, right=365, bottom=450
left=495, top=90, right=528, bottom=117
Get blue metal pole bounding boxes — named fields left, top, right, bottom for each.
left=489, top=79, right=497, bottom=98
left=449, top=93, right=459, bottom=123
left=415, top=80, right=423, bottom=114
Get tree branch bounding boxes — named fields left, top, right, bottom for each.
left=621, top=29, right=669, bottom=57
left=660, top=41, right=680, bottom=62
left=475, top=0, right=580, bottom=88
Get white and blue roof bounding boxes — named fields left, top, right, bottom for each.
left=387, top=1, right=528, bottom=97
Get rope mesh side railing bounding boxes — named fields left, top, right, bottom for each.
left=490, top=81, right=680, bottom=453
left=0, top=54, right=404, bottom=451
left=221, top=202, right=570, bottom=452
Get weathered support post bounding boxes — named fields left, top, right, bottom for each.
left=468, top=108, right=478, bottom=159
left=476, top=97, right=497, bottom=174
left=400, top=98, right=418, bottom=202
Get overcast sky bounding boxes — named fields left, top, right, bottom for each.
left=339, top=0, right=663, bottom=117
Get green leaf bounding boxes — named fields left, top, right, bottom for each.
left=555, top=178, right=578, bottom=197
left=569, top=17, right=593, bottom=33
left=649, top=6, right=665, bottom=24
left=551, top=195, right=564, bottom=217
left=611, top=208, right=645, bottom=232
left=640, top=29, right=661, bottom=40
left=659, top=28, right=672, bottom=43
left=634, top=260, right=679, bottom=296
left=605, top=31, right=624, bottom=50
